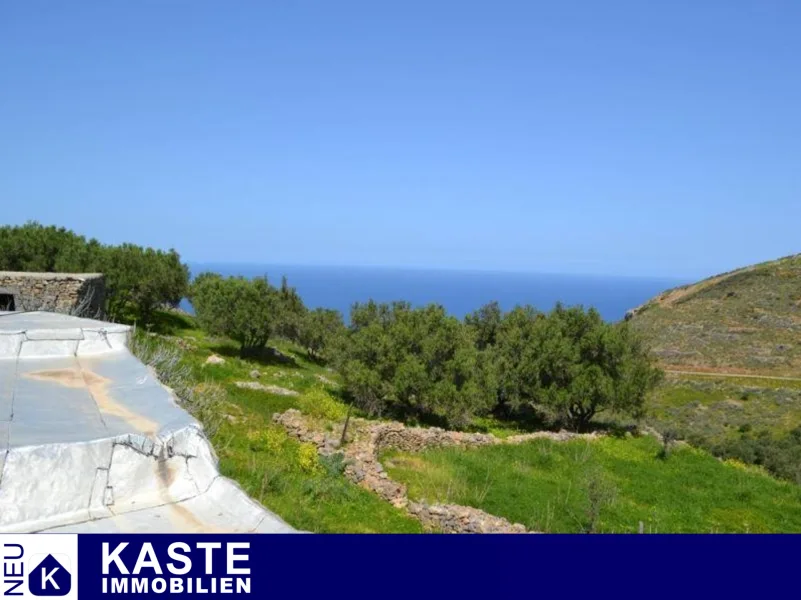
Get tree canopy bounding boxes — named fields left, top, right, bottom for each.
left=299, top=307, right=346, bottom=360
left=0, top=221, right=189, bottom=324
left=338, top=301, right=492, bottom=428
left=334, top=300, right=662, bottom=431
left=487, top=303, right=663, bottom=431
left=190, top=273, right=282, bottom=357
left=1, top=223, right=661, bottom=433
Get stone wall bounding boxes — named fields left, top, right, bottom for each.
left=274, top=409, right=608, bottom=533
left=372, top=422, right=497, bottom=455
left=0, top=272, right=105, bottom=317
left=408, top=502, right=527, bottom=534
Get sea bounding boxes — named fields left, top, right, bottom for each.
left=181, top=263, right=686, bottom=323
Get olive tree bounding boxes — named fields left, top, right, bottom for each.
left=274, top=275, right=307, bottom=343
left=0, top=221, right=102, bottom=272
left=190, top=273, right=279, bottom=357
left=495, top=303, right=662, bottom=431
left=299, top=307, right=345, bottom=360
left=100, top=244, right=189, bottom=323
left=339, top=301, right=490, bottom=428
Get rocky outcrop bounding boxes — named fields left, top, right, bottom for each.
left=273, top=409, right=603, bottom=533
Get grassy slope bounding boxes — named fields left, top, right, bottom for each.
left=629, top=253, right=801, bottom=376
left=647, top=374, right=801, bottom=445
left=147, top=312, right=422, bottom=533
left=149, top=310, right=801, bottom=534
left=627, top=254, right=801, bottom=458
left=384, top=436, right=801, bottom=533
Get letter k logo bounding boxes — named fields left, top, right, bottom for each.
left=28, top=555, right=72, bottom=596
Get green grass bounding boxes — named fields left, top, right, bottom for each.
left=384, top=436, right=801, bottom=533
left=211, top=415, right=421, bottom=533
left=140, top=311, right=422, bottom=533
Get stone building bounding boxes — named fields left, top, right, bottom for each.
left=0, top=271, right=105, bottom=317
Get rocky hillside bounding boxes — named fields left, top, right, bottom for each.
left=628, top=254, right=801, bottom=376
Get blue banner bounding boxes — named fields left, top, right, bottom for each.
left=4, top=534, right=798, bottom=599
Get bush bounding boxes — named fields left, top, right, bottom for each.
left=296, top=443, right=323, bottom=474
left=711, top=427, right=801, bottom=485
left=319, top=452, right=349, bottom=477
left=657, top=430, right=679, bottom=460
left=299, top=387, right=348, bottom=421
left=581, top=466, right=617, bottom=533
left=248, top=428, right=287, bottom=453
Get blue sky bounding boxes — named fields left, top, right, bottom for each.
left=1, top=1, right=799, bottom=279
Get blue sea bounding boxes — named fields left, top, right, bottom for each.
left=182, top=263, right=686, bottom=323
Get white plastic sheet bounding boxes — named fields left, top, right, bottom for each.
left=0, top=311, right=295, bottom=533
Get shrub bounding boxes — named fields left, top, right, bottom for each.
left=248, top=428, right=287, bottom=453
left=296, top=443, right=322, bottom=475
left=319, top=452, right=349, bottom=477
left=0, top=221, right=101, bottom=272
left=301, top=474, right=354, bottom=502
left=711, top=427, right=801, bottom=484
left=658, top=430, right=679, bottom=460
left=581, top=466, right=617, bottom=533
left=299, top=387, right=347, bottom=421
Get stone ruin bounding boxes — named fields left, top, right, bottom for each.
left=0, top=271, right=105, bottom=317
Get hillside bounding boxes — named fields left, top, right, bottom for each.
left=629, top=253, right=801, bottom=377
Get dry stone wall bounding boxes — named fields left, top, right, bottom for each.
left=408, top=502, right=527, bottom=534
left=273, top=409, right=603, bottom=533
left=0, top=272, right=105, bottom=316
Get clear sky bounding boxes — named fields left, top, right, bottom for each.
left=1, top=1, right=799, bottom=279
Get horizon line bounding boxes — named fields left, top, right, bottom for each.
left=185, top=260, right=694, bottom=282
